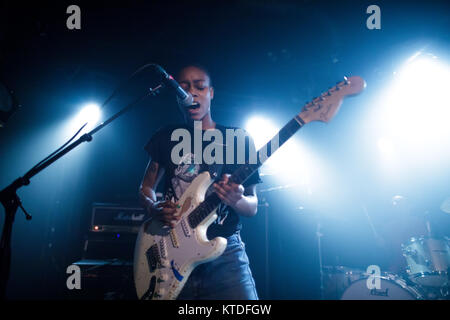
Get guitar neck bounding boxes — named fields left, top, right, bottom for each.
left=188, top=114, right=306, bottom=229
left=230, top=115, right=305, bottom=185
left=187, top=75, right=366, bottom=228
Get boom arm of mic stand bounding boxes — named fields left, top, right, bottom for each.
left=0, top=89, right=153, bottom=299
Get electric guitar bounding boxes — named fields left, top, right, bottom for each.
left=134, top=76, right=366, bottom=300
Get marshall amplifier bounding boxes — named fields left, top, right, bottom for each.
left=90, top=203, right=149, bottom=233
left=83, top=203, right=149, bottom=261
left=82, top=231, right=138, bottom=260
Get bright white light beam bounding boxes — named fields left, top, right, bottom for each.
left=67, top=102, right=102, bottom=134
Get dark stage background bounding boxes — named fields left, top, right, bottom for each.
left=1, top=0, right=450, bottom=299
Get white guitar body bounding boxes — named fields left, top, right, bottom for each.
left=134, top=171, right=227, bottom=300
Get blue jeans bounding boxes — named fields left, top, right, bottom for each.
left=177, top=232, right=259, bottom=300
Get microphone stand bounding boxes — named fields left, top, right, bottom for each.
left=0, top=83, right=163, bottom=299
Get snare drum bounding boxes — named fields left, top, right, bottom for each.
left=402, top=237, right=450, bottom=287
left=341, top=273, right=422, bottom=300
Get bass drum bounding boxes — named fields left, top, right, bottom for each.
left=341, top=274, right=422, bottom=300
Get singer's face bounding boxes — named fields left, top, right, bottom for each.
left=177, top=66, right=214, bottom=121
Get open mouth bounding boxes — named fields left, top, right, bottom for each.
left=186, top=103, right=200, bottom=110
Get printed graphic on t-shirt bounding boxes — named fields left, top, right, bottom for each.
left=170, top=153, right=201, bottom=201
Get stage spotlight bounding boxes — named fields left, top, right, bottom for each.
left=377, top=137, right=395, bottom=157
left=67, top=102, right=101, bottom=134
left=246, top=115, right=293, bottom=170
left=245, top=116, right=278, bottom=150
left=385, top=53, right=450, bottom=145
left=367, top=51, right=450, bottom=177
left=77, top=103, right=101, bottom=128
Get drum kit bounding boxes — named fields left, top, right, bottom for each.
left=323, top=236, right=450, bottom=300
left=260, top=182, right=450, bottom=299
left=320, top=195, right=450, bottom=300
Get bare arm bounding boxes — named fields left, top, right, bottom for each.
left=213, top=174, right=258, bottom=217
left=235, top=184, right=258, bottom=217
left=139, top=160, right=180, bottom=227
left=139, top=160, right=164, bottom=213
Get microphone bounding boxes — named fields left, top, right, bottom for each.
left=153, top=65, right=194, bottom=107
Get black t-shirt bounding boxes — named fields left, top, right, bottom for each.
left=144, top=123, right=262, bottom=239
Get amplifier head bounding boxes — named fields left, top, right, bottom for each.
left=90, top=203, right=149, bottom=234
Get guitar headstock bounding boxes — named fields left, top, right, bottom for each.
left=299, top=76, right=366, bottom=124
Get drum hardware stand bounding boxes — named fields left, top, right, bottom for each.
left=361, top=203, right=383, bottom=244
left=0, top=81, right=166, bottom=299
left=317, top=222, right=325, bottom=300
